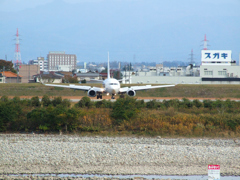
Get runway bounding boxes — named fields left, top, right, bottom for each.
left=6, top=96, right=240, bottom=102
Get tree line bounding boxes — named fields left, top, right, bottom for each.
left=0, top=95, right=240, bottom=137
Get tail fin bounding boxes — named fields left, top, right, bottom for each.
left=107, top=52, right=110, bottom=79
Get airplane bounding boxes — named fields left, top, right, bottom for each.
left=44, top=53, right=175, bottom=99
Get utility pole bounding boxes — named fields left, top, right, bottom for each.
left=133, top=54, right=135, bottom=70
left=125, top=65, right=127, bottom=84
left=4, top=66, right=5, bottom=83
left=129, top=63, right=130, bottom=84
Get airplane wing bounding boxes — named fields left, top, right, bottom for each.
left=119, top=84, right=175, bottom=93
left=45, top=84, right=104, bottom=92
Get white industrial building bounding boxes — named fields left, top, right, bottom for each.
left=123, top=50, right=240, bottom=85
left=200, top=50, right=240, bottom=84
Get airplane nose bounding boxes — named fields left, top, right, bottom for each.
left=110, top=87, right=118, bottom=94
left=112, top=89, right=116, bottom=94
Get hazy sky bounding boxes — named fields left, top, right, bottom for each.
left=0, top=0, right=239, bottom=64
left=0, top=0, right=94, bottom=12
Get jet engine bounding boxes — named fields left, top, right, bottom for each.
left=127, top=89, right=136, bottom=97
left=87, top=89, right=97, bottom=97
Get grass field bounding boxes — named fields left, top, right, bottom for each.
left=1, top=83, right=240, bottom=98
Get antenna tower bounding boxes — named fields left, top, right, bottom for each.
left=203, top=34, right=209, bottom=50
left=14, top=28, right=22, bottom=83
left=188, top=49, right=195, bottom=64
left=14, top=28, right=22, bottom=66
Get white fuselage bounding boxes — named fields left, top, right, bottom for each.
left=103, top=78, right=120, bottom=95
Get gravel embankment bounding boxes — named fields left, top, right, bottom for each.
left=0, top=134, right=240, bottom=177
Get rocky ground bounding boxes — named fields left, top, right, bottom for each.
left=0, top=134, right=240, bottom=179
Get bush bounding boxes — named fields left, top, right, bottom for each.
left=193, top=99, right=203, bottom=108
left=111, top=97, right=139, bottom=125
left=30, top=96, right=41, bottom=107
left=0, top=95, right=9, bottom=102
left=95, top=99, right=113, bottom=108
left=181, top=98, right=193, bottom=108
left=224, top=114, right=240, bottom=131
left=52, top=96, right=62, bottom=107
left=167, top=99, right=181, bottom=108
left=27, top=108, right=49, bottom=131
left=12, top=96, right=21, bottom=104
left=65, top=107, right=80, bottom=131
left=42, top=95, right=52, bottom=107
left=81, top=79, right=87, bottom=83
left=162, top=99, right=180, bottom=108
left=162, top=100, right=170, bottom=108
left=75, top=96, right=93, bottom=108
left=62, top=99, right=71, bottom=108
left=203, top=99, right=213, bottom=109
left=0, top=101, right=22, bottom=132
left=135, top=99, right=145, bottom=108
left=146, top=100, right=159, bottom=109
left=225, top=99, right=234, bottom=108
left=213, top=99, right=224, bottom=108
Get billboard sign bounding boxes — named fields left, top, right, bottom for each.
left=201, top=50, right=232, bottom=63
left=208, top=164, right=220, bottom=180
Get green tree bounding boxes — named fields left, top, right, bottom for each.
left=30, top=96, right=41, bottom=107
left=167, top=99, right=181, bottom=108
left=111, top=97, right=139, bottom=125
left=12, top=96, right=21, bottom=104
left=225, top=99, right=234, bottom=109
left=62, top=99, right=71, bottom=108
left=203, top=99, right=213, bottom=109
left=42, top=95, right=52, bottom=107
left=65, top=107, right=80, bottom=131
left=53, top=105, right=68, bottom=131
left=193, top=99, right=203, bottom=108
left=0, top=101, right=22, bottom=132
left=181, top=98, right=193, bottom=108
left=75, top=96, right=93, bottom=108
left=0, top=95, right=9, bottom=102
left=52, top=96, right=62, bottom=107
left=0, top=59, right=17, bottom=73
left=81, top=79, right=87, bottom=83
left=27, top=108, right=49, bottom=131
left=146, top=100, right=159, bottom=109
left=95, top=99, right=113, bottom=108
left=221, top=114, right=240, bottom=131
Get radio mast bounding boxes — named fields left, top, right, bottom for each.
left=14, top=28, right=22, bottom=65
left=14, top=28, right=22, bottom=83
left=203, top=34, right=209, bottom=50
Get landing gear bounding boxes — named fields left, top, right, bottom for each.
left=97, top=94, right=102, bottom=99
left=111, top=94, right=115, bottom=99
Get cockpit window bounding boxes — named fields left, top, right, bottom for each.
left=110, top=83, right=118, bottom=85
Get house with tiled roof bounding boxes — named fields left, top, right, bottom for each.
left=33, top=71, right=63, bottom=83
left=0, top=71, right=22, bottom=83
